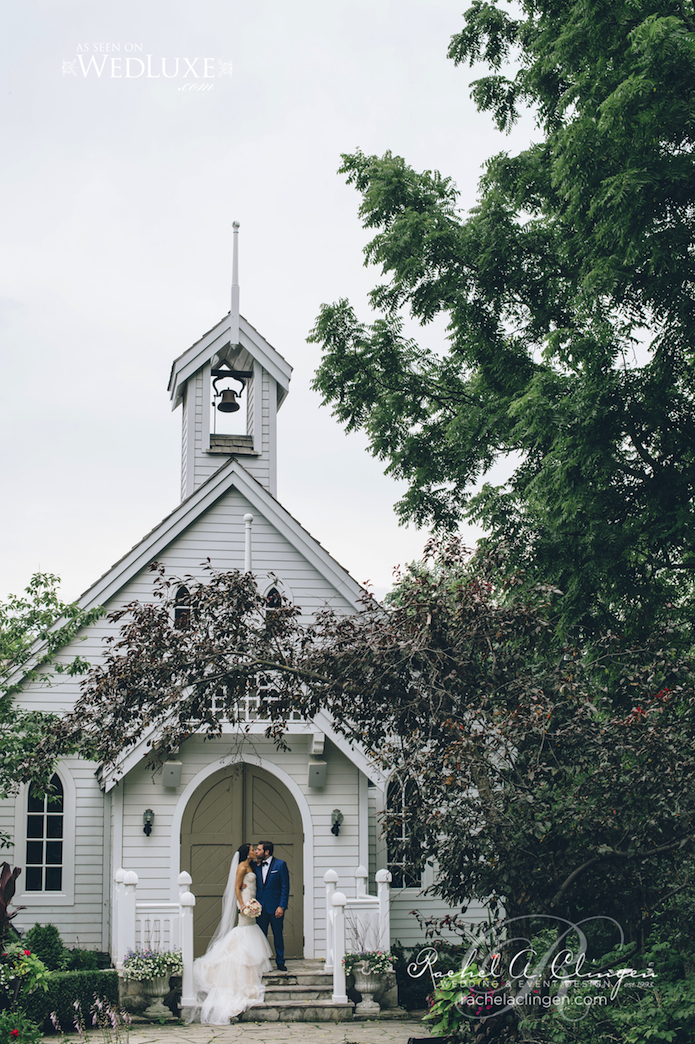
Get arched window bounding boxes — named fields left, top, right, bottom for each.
left=265, top=586, right=288, bottom=636
left=386, top=778, right=421, bottom=889
left=25, top=774, right=63, bottom=892
left=174, top=586, right=191, bottom=629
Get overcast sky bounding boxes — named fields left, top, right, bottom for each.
left=1, top=0, right=533, bottom=604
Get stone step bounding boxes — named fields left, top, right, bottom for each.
left=264, top=973, right=333, bottom=987
left=250, top=960, right=353, bottom=1022
left=239, top=999, right=353, bottom=1023
left=264, top=985, right=333, bottom=1001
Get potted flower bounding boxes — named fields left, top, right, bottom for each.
left=0, top=944, right=49, bottom=1013
left=342, top=950, right=392, bottom=1014
left=121, top=949, right=183, bottom=1020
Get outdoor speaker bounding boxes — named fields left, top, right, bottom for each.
left=307, top=760, right=327, bottom=788
left=161, top=760, right=182, bottom=787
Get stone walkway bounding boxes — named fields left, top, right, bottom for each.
left=49, top=1018, right=431, bottom=1044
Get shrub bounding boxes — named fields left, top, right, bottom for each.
left=18, top=970, right=118, bottom=1032
left=0, top=1009, right=42, bottom=1044
left=391, top=939, right=464, bottom=1011
left=21, top=927, right=65, bottom=973
left=64, top=950, right=99, bottom=972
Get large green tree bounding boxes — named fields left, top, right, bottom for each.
left=297, top=541, right=695, bottom=940
left=0, top=573, right=101, bottom=804
left=309, top=0, right=695, bottom=637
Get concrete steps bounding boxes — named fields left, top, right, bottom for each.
left=239, top=961, right=353, bottom=1022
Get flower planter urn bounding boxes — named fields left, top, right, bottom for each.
left=142, top=974, right=175, bottom=1020
left=352, top=962, right=383, bottom=1014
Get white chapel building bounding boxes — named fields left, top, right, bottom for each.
left=2, top=235, right=465, bottom=962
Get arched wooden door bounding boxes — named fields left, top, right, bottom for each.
left=180, top=764, right=303, bottom=958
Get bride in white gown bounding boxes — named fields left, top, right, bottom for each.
left=191, top=843, right=273, bottom=1023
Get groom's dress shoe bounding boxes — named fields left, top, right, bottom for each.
left=276, top=962, right=287, bottom=971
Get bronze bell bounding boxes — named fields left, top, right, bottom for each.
left=217, top=388, right=241, bottom=413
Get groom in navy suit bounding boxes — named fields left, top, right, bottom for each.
left=254, top=840, right=290, bottom=971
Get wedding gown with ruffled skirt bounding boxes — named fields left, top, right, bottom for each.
left=192, top=871, right=273, bottom=1023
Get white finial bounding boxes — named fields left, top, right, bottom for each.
left=231, top=221, right=240, bottom=345
left=244, top=513, right=253, bottom=573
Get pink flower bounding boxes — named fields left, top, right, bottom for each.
left=11, top=1029, right=19, bottom=1037
left=23, top=950, right=31, bottom=956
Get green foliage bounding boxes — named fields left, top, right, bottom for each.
left=21, top=927, right=66, bottom=973
left=423, top=962, right=509, bottom=1038
left=309, top=1, right=695, bottom=638
left=295, top=540, right=695, bottom=931
left=0, top=573, right=102, bottom=804
left=0, top=1009, right=43, bottom=1044
left=391, top=939, right=464, bottom=1011
left=0, top=944, right=49, bottom=1012
left=64, top=949, right=99, bottom=972
left=18, top=970, right=118, bottom=1032
left=533, top=931, right=695, bottom=1044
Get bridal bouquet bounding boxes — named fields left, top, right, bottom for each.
left=242, top=898, right=262, bottom=918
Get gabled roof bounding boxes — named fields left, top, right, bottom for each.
left=98, top=711, right=387, bottom=793
left=12, top=448, right=383, bottom=788
left=168, top=313, right=293, bottom=410
left=74, top=458, right=382, bottom=791
left=75, top=455, right=365, bottom=614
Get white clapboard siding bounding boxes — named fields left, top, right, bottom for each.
left=390, top=894, right=490, bottom=949
left=368, top=786, right=378, bottom=892
left=6, top=760, right=107, bottom=949
left=181, top=381, right=190, bottom=501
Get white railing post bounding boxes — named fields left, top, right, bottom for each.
left=323, top=869, right=338, bottom=972
left=123, top=871, right=138, bottom=958
left=176, top=871, right=193, bottom=954
left=180, top=887, right=197, bottom=1010
left=113, top=868, right=126, bottom=968
left=375, top=868, right=392, bottom=952
left=331, top=891, right=348, bottom=1004
left=354, top=864, right=368, bottom=898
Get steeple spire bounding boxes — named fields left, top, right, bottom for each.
left=231, top=221, right=240, bottom=346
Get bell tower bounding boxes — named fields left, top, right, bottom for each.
left=168, top=224, right=292, bottom=501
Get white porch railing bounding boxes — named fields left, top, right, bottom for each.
left=113, top=868, right=197, bottom=1009
left=324, top=865, right=392, bottom=1004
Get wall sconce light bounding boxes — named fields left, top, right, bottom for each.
left=143, top=809, right=155, bottom=836
left=331, top=809, right=344, bottom=836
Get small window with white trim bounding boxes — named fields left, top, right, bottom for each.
left=25, top=774, right=64, bottom=892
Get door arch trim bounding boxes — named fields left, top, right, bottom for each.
left=170, top=755, right=315, bottom=957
